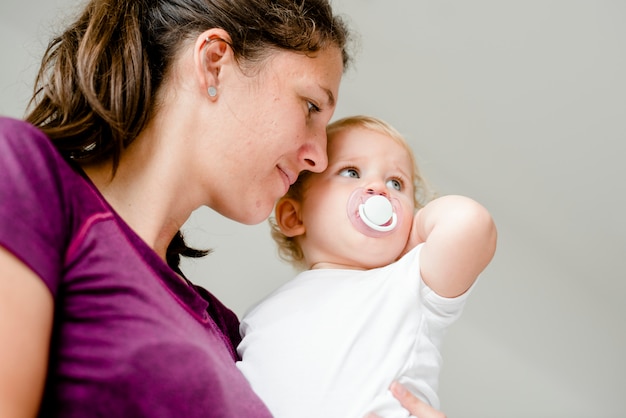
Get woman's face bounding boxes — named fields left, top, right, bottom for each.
left=204, top=47, right=344, bottom=225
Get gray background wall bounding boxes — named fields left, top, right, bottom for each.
left=1, top=1, right=625, bottom=417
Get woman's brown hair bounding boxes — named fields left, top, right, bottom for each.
left=25, top=0, right=352, bottom=272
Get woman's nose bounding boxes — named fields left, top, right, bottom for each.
left=299, top=133, right=328, bottom=173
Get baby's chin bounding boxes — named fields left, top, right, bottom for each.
left=362, top=246, right=409, bottom=269
left=309, top=253, right=401, bottom=271
left=361, top=257, right=401, bottom=270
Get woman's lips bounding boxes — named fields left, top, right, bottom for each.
left=278, top=166, right=296, bottom=193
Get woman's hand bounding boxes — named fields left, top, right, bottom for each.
left=389, top=381, right=446, bottom=418
left=363, top=381, right=446, bottom=418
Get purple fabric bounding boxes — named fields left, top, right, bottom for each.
left=0, top=117, right=272, bottom=417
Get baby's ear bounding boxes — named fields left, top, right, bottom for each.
left=275, top=197, right=305, bottom=237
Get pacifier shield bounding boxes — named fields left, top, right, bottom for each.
left=347, top=188, right=402, bottom=238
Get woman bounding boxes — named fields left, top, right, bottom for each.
left=0, top=0, right=445, bottom=416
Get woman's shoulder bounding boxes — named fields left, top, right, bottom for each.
left=0, top=116, right=61, bottom=164
left=0, top=115, right=112, bottom=280
left=0, top=116, right=90, bottom=203
left=0, top=116, right=39, bottom=130
left=0, top=116, right=48, bottom=141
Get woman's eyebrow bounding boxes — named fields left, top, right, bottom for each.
left=320, top=85, right=335, bottom=107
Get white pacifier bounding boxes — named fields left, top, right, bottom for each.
left=347, top=188, right=402, bottom=238
left=359, top=195, right=397, bottom=232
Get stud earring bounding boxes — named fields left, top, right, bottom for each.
left=208, top=86, right=217, bottom=97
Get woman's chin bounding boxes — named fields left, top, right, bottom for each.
left=235, top=205, right=273, bottom=226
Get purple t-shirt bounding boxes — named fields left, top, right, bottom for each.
left=0, top=117, right=272, bottom=417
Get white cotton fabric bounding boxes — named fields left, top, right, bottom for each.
left=237, top=244, right=475, bottom=418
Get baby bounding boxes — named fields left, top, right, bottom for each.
left=237, top=115, right=497, bottom=418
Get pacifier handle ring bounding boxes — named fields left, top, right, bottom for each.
left=358, top=204, right=398, bottom=232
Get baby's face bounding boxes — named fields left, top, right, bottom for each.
left=298, top=126, right=416, bottom=270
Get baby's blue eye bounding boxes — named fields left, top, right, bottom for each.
left=387, top=179, right=402, bottom=191
left=339, top=168, right=359, bottom=178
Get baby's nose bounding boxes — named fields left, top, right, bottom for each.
left=366, top=183, right=388, bottom=197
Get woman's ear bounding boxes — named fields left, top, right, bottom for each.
left=275, top=197, right=305, bottom=237
left=193, top=28, right=232, bottom=97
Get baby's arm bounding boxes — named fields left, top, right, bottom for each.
left=405, top=195, right=497, bottom=298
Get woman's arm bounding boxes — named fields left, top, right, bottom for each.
left=406, top=195, right=497, bottom=298
left=0, top=246, right=53, bottom=418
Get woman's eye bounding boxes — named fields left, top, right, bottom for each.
left=387, top=178, right=402, bottom=191
left=339, top=168, right=359, bottom=178
left=307, top=101, right=321, bottom=114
